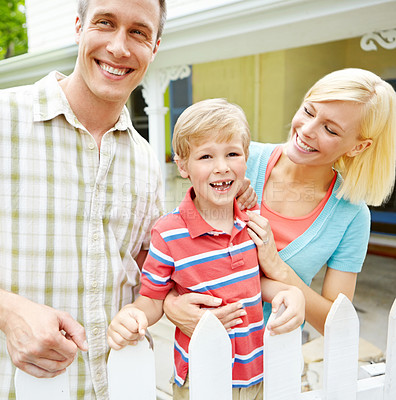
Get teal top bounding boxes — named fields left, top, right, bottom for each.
left=246, top=142, right=370, bottom=323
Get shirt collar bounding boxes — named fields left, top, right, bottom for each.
left=32, top=71, right=136, bottom=140
left=178, top=187, right=249, bottom=239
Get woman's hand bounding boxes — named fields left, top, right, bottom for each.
left=163, top=290, right=247, bottom=337
left=236, top=178, right=257, bottom=210
left=246, top=210, right=288, bottom=281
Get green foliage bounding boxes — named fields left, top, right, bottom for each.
left=0, top=0, right=28, bottom=59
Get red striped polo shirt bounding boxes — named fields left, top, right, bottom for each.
left=140, top=187, right=264, bottom=388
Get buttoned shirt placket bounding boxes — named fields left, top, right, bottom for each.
left=83, top=130, right=116, bottom=398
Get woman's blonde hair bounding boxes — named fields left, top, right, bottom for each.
left=303, top=68, right=396, bottom=206
left=172, top=98, right=251, bottom=162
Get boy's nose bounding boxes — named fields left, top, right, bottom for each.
left=214, top=158, right=230, bottom=173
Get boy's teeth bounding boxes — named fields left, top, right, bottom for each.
left=296, top=135, right=316, bottom=152
left=211, top=181, right=232, bottom=190
left=99, top=62, right=129, bottom=76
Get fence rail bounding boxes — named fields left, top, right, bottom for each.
left=14, top=294, right=396, bottom=399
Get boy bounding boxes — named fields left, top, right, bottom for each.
left=107, top=99, right=305, bottom=399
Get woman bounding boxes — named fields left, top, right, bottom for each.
left=164, top=68, right=396, bottom=335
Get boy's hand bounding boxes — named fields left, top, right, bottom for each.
left=107, top=305, right=148, bottom=350
left=266, top=286, right=305, bottom=335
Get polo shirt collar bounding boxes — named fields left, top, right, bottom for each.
left=178, top=187, right=249, bottom=239
left=32, top=71, right=136, bottom=140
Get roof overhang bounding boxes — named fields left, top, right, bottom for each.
left=0, top=0, right=395, bottom=88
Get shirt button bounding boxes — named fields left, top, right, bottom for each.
left=88, top=142, right=95, bottom=150
left=92, top=281, right=98, bottom=288
left=93, top=328, right=99, bottom=336
left=92, top=233, right=99, bottom=240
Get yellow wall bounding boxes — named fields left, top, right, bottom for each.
left=191, top=38, right=396, bottom=144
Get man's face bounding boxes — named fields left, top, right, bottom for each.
left=74, top=0, right=161, bottom=106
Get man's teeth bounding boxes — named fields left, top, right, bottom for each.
left=99, top=62, right=129, bottom=76
left=211, top=181, right=232, bottom=190
left=296, top=135, right=316, bottom=152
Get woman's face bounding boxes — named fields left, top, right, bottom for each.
left=286, top=100, right=371, bottom=168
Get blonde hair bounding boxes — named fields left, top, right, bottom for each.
left=172, top=98, right=251, bottom=162
left=303, top=68, right=396, bottom=206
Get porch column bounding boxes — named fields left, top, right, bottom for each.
left=141, top=65, right=192, bottom=187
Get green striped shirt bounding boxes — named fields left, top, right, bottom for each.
left=0, top=71, right=163, bottom=399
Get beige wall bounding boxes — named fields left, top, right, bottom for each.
left=192, top=38, right=396, bottom=144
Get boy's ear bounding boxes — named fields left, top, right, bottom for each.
left=346, top=138, right=373, bottom=157
left=175, top=157, right=189, bottom=179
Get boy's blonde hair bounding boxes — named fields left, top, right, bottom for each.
left=303, top=68, right=396, bottom=206
left=172, top=98, right=251, bottom=162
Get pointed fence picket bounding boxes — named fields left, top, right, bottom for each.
left=14, top=294, right=396, bottom=400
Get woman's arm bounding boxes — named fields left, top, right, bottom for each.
left=246, top=210, right=358, bottom=335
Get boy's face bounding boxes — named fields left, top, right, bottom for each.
left=177, top=134, right=247, bottom=214
left=74, top=0, right=160, bottom=107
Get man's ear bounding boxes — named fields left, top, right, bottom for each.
left=151, top=39, right=161, bottom=63
left=346, top=138, right=373, bottom=157
left=175, top=157, right=189, bottom=179
left=75, top=16, right=83, bottom=44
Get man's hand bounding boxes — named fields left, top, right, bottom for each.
left=163, top=290, right=247, bottom=337
left=0, top=291, right=87, bottom=378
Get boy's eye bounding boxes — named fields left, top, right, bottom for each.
left=199, top=154, right=211, bottom=160
left=228, top=152, right=239, bottom=157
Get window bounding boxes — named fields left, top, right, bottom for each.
left=169, top=72, right=193, bottom=155
left=127, top=85, right=149, bottom=141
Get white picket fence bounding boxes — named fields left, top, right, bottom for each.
left=14, top=294, right=396, bottom=399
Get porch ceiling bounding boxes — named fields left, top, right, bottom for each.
left=153, top=0, right=396, bottom=68
left=0, top=0, right=395, bottom=88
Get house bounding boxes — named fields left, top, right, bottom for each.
left=7, top=0, right=395, bottom=251
left=1, top=1, right=395, bottom=396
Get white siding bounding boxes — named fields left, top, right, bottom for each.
left=167, top=0, right=240, bottom=19
left=24, top=0, right=242, bottom=52
left=25, top=0, right=77, bottom=53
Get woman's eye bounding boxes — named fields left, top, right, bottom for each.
left=325, top=126, right=338, bottom=135
left=304, top=107, right=314, bottom=117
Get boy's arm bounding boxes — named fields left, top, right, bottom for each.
left=133, top=295, right=164, bottom=326
left=261, top=277, right=305, bottom=335
left=107, top=296, right=164, bottom=350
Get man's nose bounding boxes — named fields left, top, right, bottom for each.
left=107, top=30, right=131, bottom=58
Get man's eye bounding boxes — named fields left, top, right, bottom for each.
left=98, top=20, right=111, bottom=26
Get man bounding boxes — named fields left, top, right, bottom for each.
left=0, top=0, right=167, bottom=398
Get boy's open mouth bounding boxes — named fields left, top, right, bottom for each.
left=210, top=180, right=233, bottom=191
